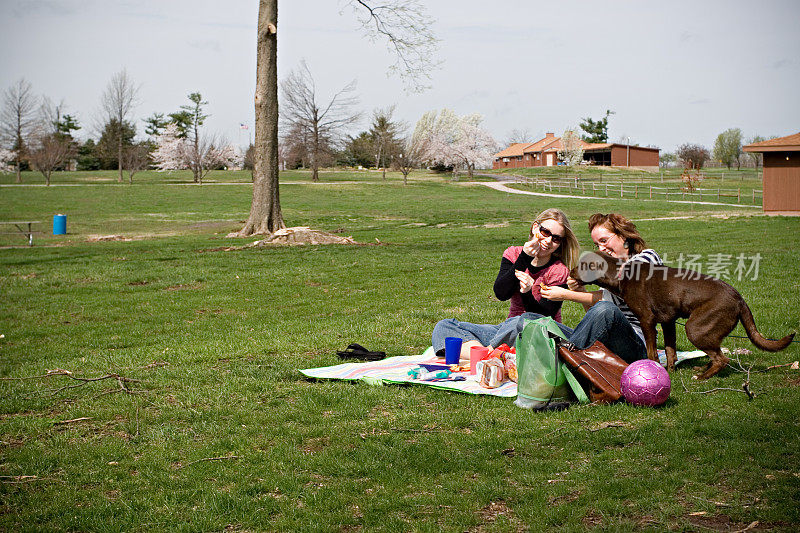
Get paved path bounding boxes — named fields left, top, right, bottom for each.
left=475, top=180, right=762, bottom=209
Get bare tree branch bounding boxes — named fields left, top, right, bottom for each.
left=349, top=0, right=440, bottom=93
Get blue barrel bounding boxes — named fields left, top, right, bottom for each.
left=53, top=214, right=67, bottom=235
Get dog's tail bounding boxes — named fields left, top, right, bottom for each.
left=738, top=301, right=795, bottom=352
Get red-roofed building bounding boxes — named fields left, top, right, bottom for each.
left=743, top=132, right=800, bottom=214
left=492, top=133, right=659, bottom=169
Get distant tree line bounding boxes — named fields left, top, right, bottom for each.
left=0, top=73, right=241, bottom=185
left=656, top=129, right=773, bottom=170
left=1, top=63, right=498, bottom=187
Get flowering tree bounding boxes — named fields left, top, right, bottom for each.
left=413, top=109, right=496, bottom=179
left=557, top=129, right=584, bottom=166
left=150, top=123, right=240, bottom=184
left=0, top=147, right=15, bottom=174
left=150, top=123, right=185, bottom=171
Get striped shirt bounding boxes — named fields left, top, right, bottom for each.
left=600, top=249, right=663, bottom=341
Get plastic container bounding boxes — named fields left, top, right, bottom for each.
left=469, top=346, right=491, bottom=375
left=53, top=214, right=67, bottom=235
left=444, top=337, right=463, bottom=365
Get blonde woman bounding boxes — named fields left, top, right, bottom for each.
left=432, top=208, right=580, bottom=358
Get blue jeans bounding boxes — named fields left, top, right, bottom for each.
left=558, top=301, right=647, bottom=363
left=432, top=312, right=548, bottom=355
left=431, top=301, right=646, bottom=363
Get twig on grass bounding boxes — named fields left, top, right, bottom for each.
left=52, top=417, right=93, bottom=425
left=680, top=359, right=756, bottom=400
left=762, top=361, right=799, bottom=372
left=689, top=495, right=732, bottom=507
left=3, top=368, right=142, bottom=398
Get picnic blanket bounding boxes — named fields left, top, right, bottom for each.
left=299, top=346, right=708, bottom=397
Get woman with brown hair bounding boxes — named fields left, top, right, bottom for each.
left=541, top=213, right=663, bottom=363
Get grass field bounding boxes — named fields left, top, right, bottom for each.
left=1, top=170, right=799, bottom=531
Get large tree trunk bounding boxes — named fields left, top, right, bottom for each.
left=234, top=0, right=284, bottom=236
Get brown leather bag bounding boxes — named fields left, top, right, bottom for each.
left=556, top=340, right=628, bottom=404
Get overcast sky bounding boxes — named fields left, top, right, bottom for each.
left=1, top=0, right=798, bottom=153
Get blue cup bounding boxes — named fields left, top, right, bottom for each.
left=444, top=337, right=463, bottom=365
left=53, top=214, right=67, bottom=235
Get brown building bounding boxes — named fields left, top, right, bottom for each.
left=493, top=133, right=659, bottom=169
left=743, top=132, right=800, bottom=215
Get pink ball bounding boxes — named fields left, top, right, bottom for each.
left=620, top=359, right=671, bottom=407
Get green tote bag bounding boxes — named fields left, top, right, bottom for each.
left=514, top=316, right=588, bottom=409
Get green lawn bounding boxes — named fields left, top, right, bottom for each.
left=1, top=171, right=799, bottom=531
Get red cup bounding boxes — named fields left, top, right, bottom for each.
left=469, top=346, right=491, bottom=375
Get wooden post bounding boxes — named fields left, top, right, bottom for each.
left=737, top=188, right=740, bottom=203
left=620, top=184, right=623, bottom=198
left=649, top=186, right=652, bottom=199
left=717, top=189, right=720, bottom=200
left=635, top=185, right=638, bottom=198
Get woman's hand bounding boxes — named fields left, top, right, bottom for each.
left=566, top=276, right=586, bottom=292
left=522, top=232, right=542, bottom=258
left=514, top=270, right=534, bottom=293
left=540, top=285, right=570, bottom=301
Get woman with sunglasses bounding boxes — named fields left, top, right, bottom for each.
left=431, top=208, right=580, bottom=359
left=540, top=213, right=663, bottom=363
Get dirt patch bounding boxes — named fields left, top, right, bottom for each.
left=217, top=227, right=360, bottom=250
left=582, top=510, right=603, bottom=528
left=86, top=235, right=132, bottom=242
left=471, top=499, right=523, bottom=532
left=255, top=227, right=357, bottom=245
left=687, top=515, right=763, bottom=531
left=549, top=490, right=582, bottom=506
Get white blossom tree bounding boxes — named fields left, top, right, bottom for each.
left=0, top=147, right=14, bottom=174
left=150, top=123, right=185, bottom=171
left=413, top=109, right=496, bottom=179
left=151, top=122, right=240, bottom=184
left=557, top=129, right=584, bottom=166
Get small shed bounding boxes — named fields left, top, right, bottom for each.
left=743, top=132, right=800, bottom=215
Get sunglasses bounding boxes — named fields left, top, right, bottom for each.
left=537, top=224, right=564, bottom=244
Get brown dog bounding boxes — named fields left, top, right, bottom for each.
left=571, top=251, right=795, bottom=379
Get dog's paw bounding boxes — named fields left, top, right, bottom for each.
left=691, top=375, right=699, bottom=380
